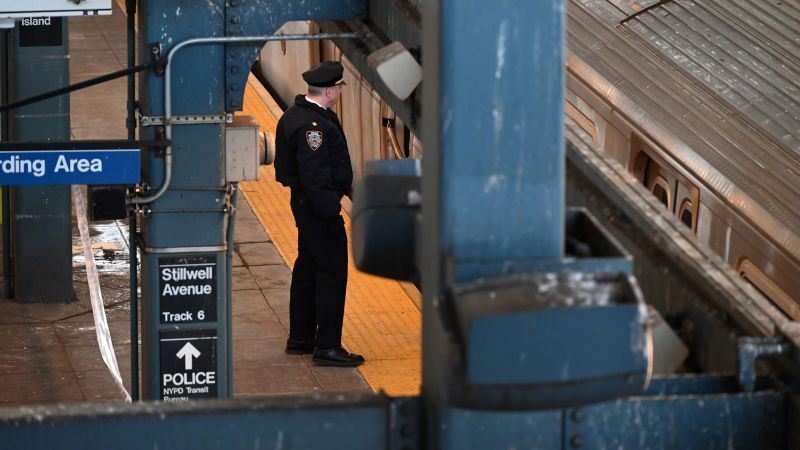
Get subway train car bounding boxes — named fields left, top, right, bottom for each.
left=256, top=0, right=800, bottom=318
left=563, top=0, right=800, bottom=318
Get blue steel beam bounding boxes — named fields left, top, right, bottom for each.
left=440, top=408, right=562, bottom=449
left=0, top=381, right=785, bottom=449
left=565, top=391, right=786, bottom=449
left=0, top=394, right=393, bottom=449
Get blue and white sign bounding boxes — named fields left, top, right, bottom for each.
left=0, top=148, right=139, bottom=185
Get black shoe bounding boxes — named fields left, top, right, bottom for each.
left=285, top=337, right=315, bottom=355
left=313, top=347, right=365, bottom=367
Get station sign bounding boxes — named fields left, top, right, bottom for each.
left=159, top=329, right=218, bottom=402
left=0, top=1, right=112, bottom=18
left=159, top=254, right=217, bottom=324
left=19, top=16, right=63, bottom=47
left=0, top=143, right=139, bottom=185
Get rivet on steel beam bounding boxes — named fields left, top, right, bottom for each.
left=230, top=99, right=240, bottom=107
left=230, top=15, right=240, bottom=24
left=570, top=434, right=583, bottom=448
left=571, top=409, right=583, bottom=423
left=230, top=65, right=239, bottom=75
left=229, top=84, right=239, bottom=91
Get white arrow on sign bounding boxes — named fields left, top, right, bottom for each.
left=176, top=342, right=201, bottom=371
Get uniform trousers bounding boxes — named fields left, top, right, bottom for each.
left=288, top=192, right=348, bottom=349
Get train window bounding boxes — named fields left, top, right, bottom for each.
left=678, top=199, right=693, bottom=229
left=738, top=259, right=800, bottom=321
left=632, top=151, right=648, bottom=184
left=650, top=176, right=671, bottom=209
left=675, top=181, right=700, bottom=232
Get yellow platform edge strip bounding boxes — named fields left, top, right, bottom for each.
left=240, top=75, right=422, bottom=396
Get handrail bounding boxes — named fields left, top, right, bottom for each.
left=130, top=32, right=363, bottom=205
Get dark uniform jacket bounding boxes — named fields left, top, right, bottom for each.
left=275, top=95, right=353, bottom=222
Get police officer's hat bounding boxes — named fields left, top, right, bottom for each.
left=302, top=61, right=346, bottom=87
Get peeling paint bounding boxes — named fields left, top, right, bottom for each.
left=492, top=107, right=503, bottom=139
left=273, top=431, right=284, bottom=450
left=484, top=174, right=508, bottom=194
left=495, top=20, right=508, bottom=80
left=442, top=108, right=453, bottom=133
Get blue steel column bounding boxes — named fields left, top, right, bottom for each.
left=137, top=0, right=230, bottom=400
left=136, top=0, right=364, bottom=401
left=421, top=0, right=565, bottom=445
left=1, top=30, right=10, bottom=299
left=9, top=19, right=72, bottom=303
left=438, top=1, right=564, bottom=276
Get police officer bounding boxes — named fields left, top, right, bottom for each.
left=274, top=61, right=364, bottom=367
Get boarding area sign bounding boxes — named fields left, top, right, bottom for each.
left=0, top=141, right=139, bottom=185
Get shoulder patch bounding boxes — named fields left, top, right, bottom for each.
left=306, top=130, right=323, bottom=151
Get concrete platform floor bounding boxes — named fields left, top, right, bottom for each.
left=0, top=4, right=369, bottom=408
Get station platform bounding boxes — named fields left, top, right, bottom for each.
left=0, top=3, right=420, bottom=408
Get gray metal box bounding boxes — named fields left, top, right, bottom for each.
left=225, top=116, right=260, bottom=182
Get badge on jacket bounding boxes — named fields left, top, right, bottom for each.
left=306, top=130, right=323, bottom=151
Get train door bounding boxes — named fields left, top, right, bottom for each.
left=629, top=135, right=650, bottom=186
left=675, top=180, right=700, bottom=233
